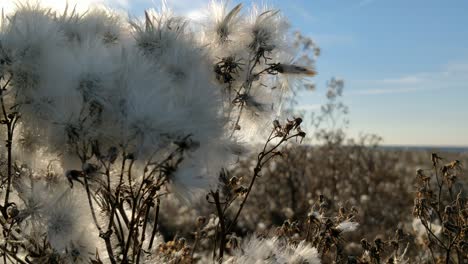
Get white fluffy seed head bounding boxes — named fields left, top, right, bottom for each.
left=336, top=220, right=359, bottom=233
left=43, top=188, right=88, bottom=251
left=2, top=1, right=311, bottom=201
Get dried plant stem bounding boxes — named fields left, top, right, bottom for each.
left=122, top=197, right=138, bottom=262
left=113, top=214, right=125, bottom=245
left=0, top=76, right=16, bottom=217
left=433, top=164, right=444, bottom=218
left=100, top=155, right=128, bottom=264
left=424, top=228, right=437, bottom=264
left=136, top=201, right=152, bottom=264
left=0, top=244, right=26, bottom=264
left=148, top=198, right=160, bottom=250
left=2, top=128, right=12, bottom=211
left=420, top=218, right=446, bottom=250
left=84, top=177, right=103, bottom=232
left=229, top=51, right=261, bottom=138
left=228, top=128, right=301, bottom=232
left=191, top=231, right=201, bottom=261
left=83, top=175, right=118, bottom=264
left=212, top=190, right=227, bottom=261
left=98, top=164, right=118, bottom=264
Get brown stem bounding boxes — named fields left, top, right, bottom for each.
left=0, top=244, right=27, bottom=264
left=0, top=78, right=14, bottom=215
left=102, top=234, right=116, bottom=264
left=419, top=217, right=447, bottom=250
left=229, top=50, right=263, bottom=138
left=212, top=191, right=226, bottom=261
left=122, top=196, right=138, bottom=262
left=113, top=210, right=126, bottom=248
left=3, top=127, right=12, bottom=214
left=190, top=231, right=201, bottom=262
left=84, top=177, right=102, bottom=232
left=228, top=131, right=290, bottom=232
left=148, top=198, right=160, bottom=250
left=136, top=201, right=152, bottom=264
left=100, top=156, right=128, bottom=264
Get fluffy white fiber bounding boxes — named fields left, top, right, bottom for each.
left=0, top=3, right=226, bottom=195
left=224, top=236, right=321, bottom=264
left=0, top=0, right=311, bottom=199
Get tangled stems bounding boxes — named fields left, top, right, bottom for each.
left=228, top=51, right=259, bottom=138
left=0, top=2, right=319, bottom=262
left=414, top=155, right=466, bottom=264
left=70, top=136, right=192, bottom=264
left=228, top=119, right=305, bottom=232
left=211, top=118, right=306, bottom=261
left=0, top=74, right=18, bottom=218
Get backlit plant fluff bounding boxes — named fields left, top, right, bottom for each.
left=0, top=1, right=316, bottom=263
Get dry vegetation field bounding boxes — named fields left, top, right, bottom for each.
left=156, top=132, right=468, bottom=263
left=0, top=1, right=466, bottom=264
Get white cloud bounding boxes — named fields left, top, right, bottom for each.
left=186, top=8, right=205, bottom=21
left=165, top=0, right=208, bottom=17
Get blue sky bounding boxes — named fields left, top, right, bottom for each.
left=127, top=0, right=468, bottom=146
left=3, top=0, right=467, bottom=146
left=283, top=0, right=468, bottom=147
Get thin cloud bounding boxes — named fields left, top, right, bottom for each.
left=288, top=3, right=316, bottom=22
left=311, top=33, right=355, bottom=46
left=359, top=0, right=376, bottom=6
left=353, top=87, right=435, bottom=95
left=295, top=104, right=321, bottom=111
left=380, top=76, right=425, bottom=85
left=352, top=61, right=468, bottom=95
